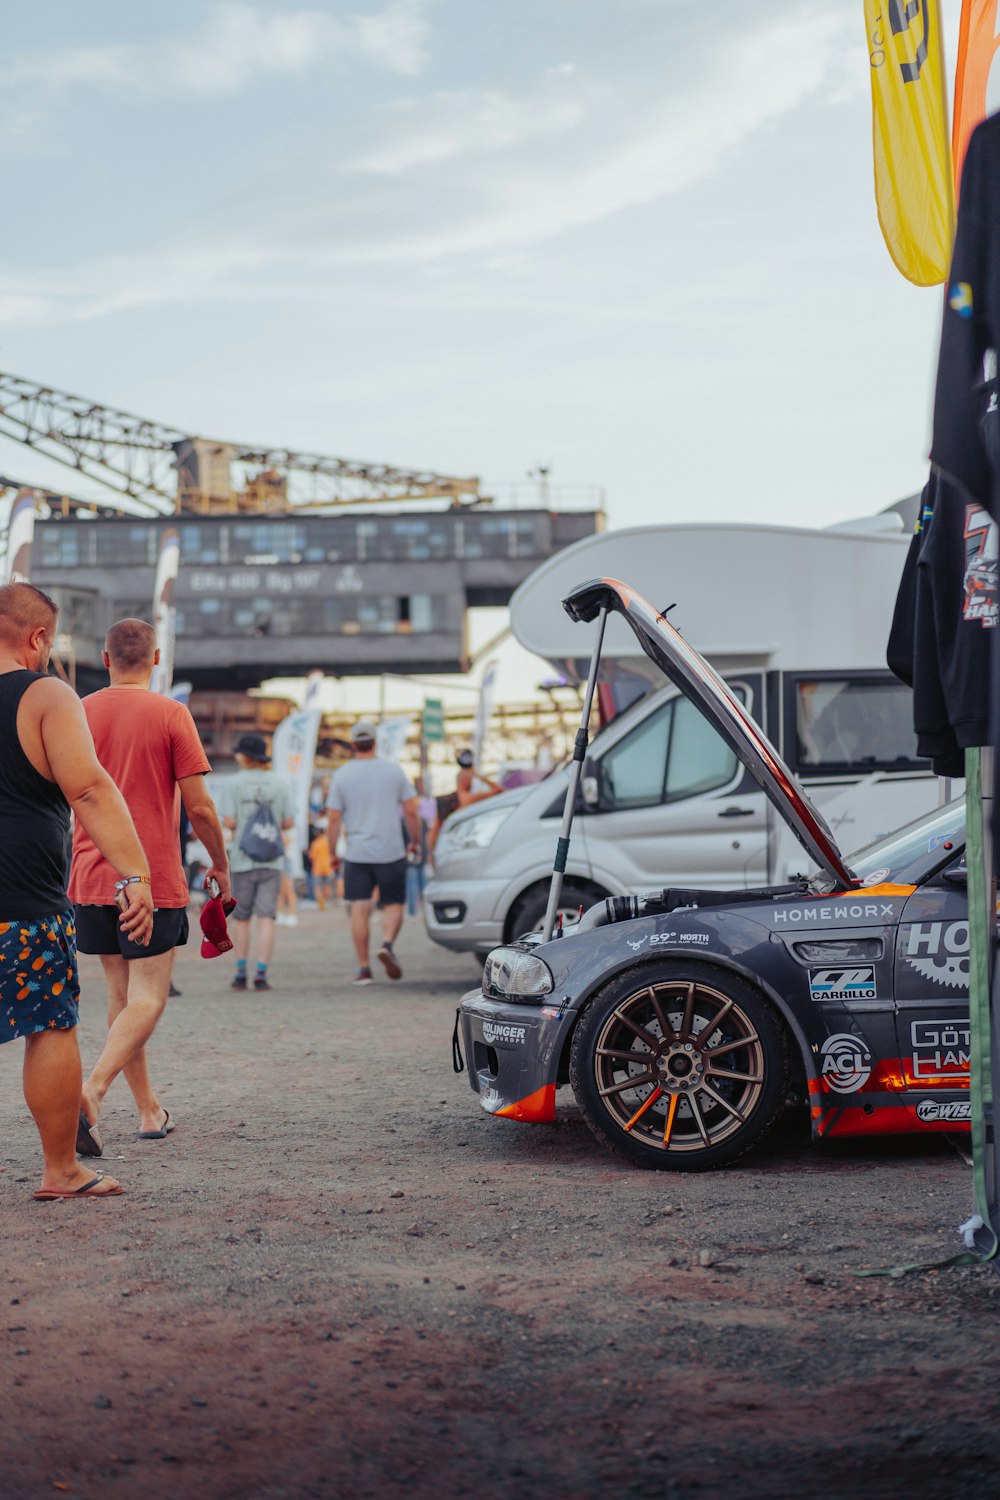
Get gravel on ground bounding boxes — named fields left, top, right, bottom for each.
left=2, top=903, right=999, bottom=1500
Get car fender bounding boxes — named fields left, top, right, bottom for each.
left=548, top=930, right=819, bottom=1095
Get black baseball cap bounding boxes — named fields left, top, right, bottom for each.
left=234, top=732, right=270, bottom=761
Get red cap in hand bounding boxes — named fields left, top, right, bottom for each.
left=200, top=892, right=237, bottom=958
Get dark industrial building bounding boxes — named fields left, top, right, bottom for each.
left=31, top=506, right=603, bottom=690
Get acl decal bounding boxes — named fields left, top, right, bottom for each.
left=819, top=1032, right=873, bottom=1093
left=903, top=921, right=970, bottom=990
left=911, top=1019, right=970, bottom=1080
left=809, top=966, right=877, bottom=1003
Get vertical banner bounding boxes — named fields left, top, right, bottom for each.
left=472, top=661, right=498, bottom=768
left=865, top=0, right=955, bottom=285
left=952, top=0, right=1000, bottom=191
left=272, top=708, right=321, bottom=862
left=4, top=491, right=36, bottom=582
left=376, top=715, right=414, bottom=763
left=422, top=697, right=445, bottom=743
left=149, top=527, right=180, bottom=695
left=303, top=669, right=324, bottom=710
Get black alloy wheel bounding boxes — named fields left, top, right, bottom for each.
left=569, top=961, right=789, bottom=1171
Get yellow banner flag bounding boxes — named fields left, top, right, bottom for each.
left=864, top=0, right=955, bottom=285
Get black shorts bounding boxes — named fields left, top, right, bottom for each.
left=343, top=858, right=407, bottom=906
left=74, top=905, right=189, bottom=960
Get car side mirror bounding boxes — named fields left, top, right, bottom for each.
left=581, top=758, right=600, bottom=808
left=942, top=864, right=967, bottom=887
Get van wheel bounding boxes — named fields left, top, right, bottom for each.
left=569, top=961, right=789, bottom=1171
left=508, top=881, right=601, bottom=943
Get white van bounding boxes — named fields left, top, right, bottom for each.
left=424, top=515, right=945, bottom=957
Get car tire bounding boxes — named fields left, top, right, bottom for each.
left=508, top=881, right=603, bottom=943
left=569, top=960, right=790, bottom=1171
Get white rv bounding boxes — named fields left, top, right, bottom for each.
left=424, top=515, right=943, bottom=957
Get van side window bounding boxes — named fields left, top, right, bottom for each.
left=599, top=695, right=740, bottom=810
left=792, top=676, right=927, bottom=774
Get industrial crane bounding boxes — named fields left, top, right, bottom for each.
left=0, top=370, right=485, bottom=516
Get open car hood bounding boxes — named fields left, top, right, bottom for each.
left=563, top=577, right=858, bottom=890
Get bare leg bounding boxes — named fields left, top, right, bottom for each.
left=279, top=872, right=298, bottom=917
left=380, top=903, right=404, bottom=946
left=232, top=919, right=251, bottom=967
left=350, top=899, right=371, bottom=967
left=24, top=1029, right=121, bottom=1195
left=82, top=950, right=175, bottom=1134
left=255, top=916, right=276, bottom=968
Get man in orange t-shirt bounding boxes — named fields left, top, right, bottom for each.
left=69, top=619, right=230, bottom=1149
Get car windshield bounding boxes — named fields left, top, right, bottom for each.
left=810, top=797, right=965, bottom=891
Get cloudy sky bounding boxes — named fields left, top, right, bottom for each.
left=0, top=0, right=980, bottom=539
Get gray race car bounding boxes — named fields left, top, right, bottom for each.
left=456, top=577, right=970, bottom=1171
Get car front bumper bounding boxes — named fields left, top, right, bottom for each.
left=458, top=990, right=577, bottom=1123
left=424, top=876, right=509, bottom=954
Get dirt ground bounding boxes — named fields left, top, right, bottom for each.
left=2, top=901, right=1000, bottom=1500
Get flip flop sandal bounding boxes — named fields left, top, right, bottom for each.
left=138, top=1110, right=176, bottom=1141
left=34, top=1173, right=122, bottom=1200
left=76, top=1111, right=103, bottom=1158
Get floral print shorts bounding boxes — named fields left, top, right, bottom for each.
left=0, top=911, right=79, bottom=1043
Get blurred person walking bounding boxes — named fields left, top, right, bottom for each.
left=326, top=720, right=421, bottom=985
left=71, top=619, right=229, bottom=1147
left=276, top=831, right=299, bottom=928
left=307, top=821, right=334, bottom=910
left=0, top=584, right=154, bottom=1200
left=213, top=733, right=294, bottom=991
left=428, top=749, right=503, bottom=854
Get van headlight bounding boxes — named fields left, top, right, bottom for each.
left=483, top=947, right=554, bottom=998
left=437, top=805, right=509, bottom=855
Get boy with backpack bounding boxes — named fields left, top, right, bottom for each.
left=213, top=733, right=294, bottom=991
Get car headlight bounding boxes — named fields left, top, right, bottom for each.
left=437, top=804, right=509, bottom=855
left=483, top=946, right=554, bottom=998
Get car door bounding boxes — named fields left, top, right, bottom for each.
left=893, top=851, right=970, bottom=1112
left=579, top=685, right=768, bottom=890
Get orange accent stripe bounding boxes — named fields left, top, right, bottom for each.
left=495, top=1083, right=557, bottom=1123
left=849, top=883, right=916, bottom=897
left=623, top=1087, right=662, bottom=1133
left=662, top=1093, right=679, bottom=1146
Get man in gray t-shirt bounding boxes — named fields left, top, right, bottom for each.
left=213, top=734, right=295, bottom=993
left=327, top=720, right=420, bottom=985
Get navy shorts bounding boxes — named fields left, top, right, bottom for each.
left=343, top=858, right=407, bottom=906
left=74, top=905, right=189, bottom=960
left=0, top=911, right=80, bottom=1042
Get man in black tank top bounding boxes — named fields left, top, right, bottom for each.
left=0, top=582, right=153, bottom=1201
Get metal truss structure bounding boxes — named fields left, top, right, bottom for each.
left=0, top=370, right=484, bottom=515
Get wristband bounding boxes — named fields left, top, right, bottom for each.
left=114, top=875, right=151, bottom=895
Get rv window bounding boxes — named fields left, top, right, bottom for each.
left=792, top=676, right=926, bottom=775
left=598, top=691, right=742, bottom=811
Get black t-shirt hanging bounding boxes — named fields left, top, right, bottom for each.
left=932, top=112, right=1000, bottom=522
